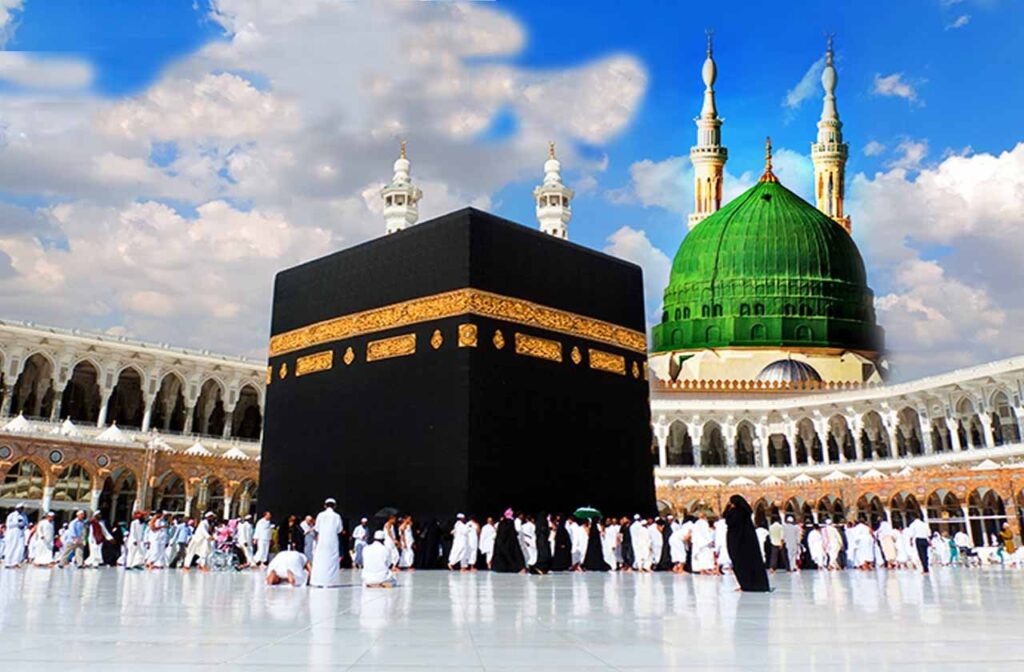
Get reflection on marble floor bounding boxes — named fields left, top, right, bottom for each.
left=0, top=566, right=1022, bottom=671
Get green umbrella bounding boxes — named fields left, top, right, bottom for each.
left=573, top=506, right=602, bottom=520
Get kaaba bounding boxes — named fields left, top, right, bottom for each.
left=260, top=207, right=656, bottom=521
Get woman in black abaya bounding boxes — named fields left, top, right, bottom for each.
left=619, top=517, right=634, bottom=570
left=581, top=519, right=610, bottom=571
left=532, top=512, right=552, bottom=574
left=491, top=510, right=526, bottom=573
left=724, top=495, right=771, bottom=592
left=655, top=519, right=673, bottom=571
left=550, top=515, right=572, bottom=571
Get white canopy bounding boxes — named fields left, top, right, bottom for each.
left=972, top=459, right=1000, bottom=471
left=727, top=476, right=757, bottom=486
left=894, top=465, right=915, bottom=477
left=760, top=475, right=785, bottom=486
left=222, top=446, right=249, bottom=460
left=53, top=418, right=83, bottom=438
left=790, top=473, right=815, bottom=484
left=674, top=477, right=700, bottom=488
left=185, top=441, right=212, bottom=456
left=2, top=413, right=33, bottom=433
left=698, top=477, right=724, bottom=487
left=858, top=468, right=886, bottom=480
left=822, top=470, right=852, bottom=481
left=96, top=423, right=133, bottom=444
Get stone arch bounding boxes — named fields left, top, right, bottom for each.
left=749, top=323, right=766, bottom=340
left=735, top=421, right=757, bottom=466
left=888, top=492, right=920, bottom=529
left=896, top=407, right=924, bottom=457
left=197, top=476, right=225, bottom=516
left=705, top=325, right=720, bottom=343
left=193, top=378, right=226, bottom=436
left=0, top=459, right=45, bottom=503
left=816, top=495, right=845, bottom=524
left=828, top=415, right=855, bottom=461
left=990, top=390, right=1020, bottom=445
left=666, top=420, right=693, bottom=466
left=98, top=466, right=138, bottom=524
left=700, top=421, right=726, bottom=466
left=767, top=433, right=791, bottom=466
left=52, top=463, right=93, bottom=507
left=60, top=360, right=102, bottom=424
left=231, top=479, right=258, bottom=519
left=152, top=471, right=186, bottom=514
left=151, top=372, right=187, bottom=432
left=784, top=496, right=813, bottom=524
left=955, top=397, right=984, bottom=449
left=108, top=365, right=146, bottom=429
left=795, top=417, right=822, bottom=464
left=752, top=498, right=771, bottom=528
left=860, top=411, right=890, bottom=460
left=232, top=384, right=263, bottom=439
left=9, top=352, right=56, bottom=418
left=968, top=487, right=1007, bottom=546
left=855, top=492, right=886, bottom=526
left=926, top=489, right=964, bottom=536
left=795, top=324, right=813, bottom=340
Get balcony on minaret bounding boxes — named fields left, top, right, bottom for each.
left=533, top=143, right=573, bottom=240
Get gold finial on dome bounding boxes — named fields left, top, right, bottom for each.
left=400, top=139, right=406, bottom=160
left=759, top=136, right=778, bottom=183
left=548, top=141, right=556, bottom=159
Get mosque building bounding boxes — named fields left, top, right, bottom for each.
left=0, top=36, right=1022, bottom=545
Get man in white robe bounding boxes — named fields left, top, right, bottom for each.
left=690, top=513, right=715, bottom=574
left=465, top=517, right=480, bottom=570
left=478, top=517, right=496, bottom=569
left=266, top=549, right=310, bottom=586
left=783, top=516, right=802, bottom=572
left=520, top=516, right=537, bottom=567
left=32, top=511, right=56, bottom=566
left=125, top=511, right=146, bottom=570
left=182, top=512, right=215, bottom=572
left=352, top=518, right=368, bottom=568
left=629, top=516, right=650, bottom=571
left=755, top=525, right=769, bottom=563
left=602, top=520, right=620, bottom=569
left=3, top=504, right=28, bottom=568
left=807, top=525, right=826, bottom=568
left=85, top=512, right=114, bottom=568
left=447, top=514, right=468, bottom=570
left=825, top=523, right=845, bottom=569
left=714, top=518, right=731, bottom=571
left=253, top=511, right=273, bottom=567
left=362, top=531, right=396, bottom=588
left=570, top=519, right=588, bottom=569
left=310, top=498, right=343, bottom=587
left=235, top=514, right=255, bottom=568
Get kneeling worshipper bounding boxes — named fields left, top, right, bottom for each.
left=724, top=495, right=771, bottom=592
left=310, top=498, right=343, bottom=588
left=362, top=531, right=397, bottom=588
left=491, top=509, right=526, bottom=573
left=266, top=549, right=310, bottom=586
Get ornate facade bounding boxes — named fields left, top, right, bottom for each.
left=0, top=319, right=262, bottom=522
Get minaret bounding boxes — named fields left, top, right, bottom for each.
left=811, top=35, right=851, bottom=234
left=688, top=30, right=728, bottom=230
left=532, top=142, right=573, bottom=240
left=381, top=140, right=423, bottom=235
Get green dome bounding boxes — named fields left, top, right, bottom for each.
left=651, top=178, right=884, bottom=353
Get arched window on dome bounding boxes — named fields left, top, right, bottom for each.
left=671, top=329, right=682, bottom=346
left=750, top=324, right=766, bottom=340
left=754, top=303, right=765, bottom=316
left=673, top=308, right=681, bottom=321
left=799, top=305, right=813, bottom=317
left=662, top=311, right=668, bottom=323
left=705, top=326, right=720, bottom=343
left=683, top=307, right=691, bottom=319
left=795, top=325, right=813, bottom=340
left=701, top=305, right=710, bottom=318
left=826, top=304, right=838, bottom=318
left=739, top=304, right=750, bottom=316
left=712, top=304, right=723, bottom=317
left=783, top=304, right=796, bottom=317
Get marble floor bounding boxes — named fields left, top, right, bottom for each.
left=0, top=566, right=1021, bottom=671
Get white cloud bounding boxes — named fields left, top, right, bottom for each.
left=783, top=56, right=825, bottom=110
left=603, top=226, right=671, bottom=321
left=863, top=140, right=886, bottom=157
left=849, top=142, right=1024, bottom=379
left=0, top=2, right=648, bottom=355
left=946, top=14, right=971, bottom=29
left=887, top=138, right=929, bottom=171
left=0, top=51, right=93, bottom=89
left=872, top=72, right=922, bottom=103
left=0, top=0, right=22, bottom=48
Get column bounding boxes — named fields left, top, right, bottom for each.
left=222, top=410, right=234, bottom=438
left=184, top=495, right=194, bottom=518
left=223, top=496, right=232, bottom=520
left=689, top=423, right=703, bottom=467
left=921, top=417, right=935, bottom=454
left=654, top=420, right=669, bottom=468
left=884, top=507, right=892, bottom=524
left=920, top=505, right=929, bottom=525
left=41, top=486, right=54, bottom=513
left=815, top=420, right=830, bottom=465
left=1014, top=406, right=1024, bottom=444
left=754, top=438, right=766, bottom=467
left=183, top=401, right=196, bottom=434
left=96, top=388, right=113, bottom=428
left=724, top=424, right=737, bottom=466
left=963, top=504, right=974, bottom=547
left=141, top=395, right=153, bottom=432
left=786, top=429, right=798, bottom=466
left=979, top=414, right=995, bottom=449
left=946, top=417, right=963, bottom=451
left=50, top=391, right=63, bottom=422
left=89, top=488, right=102, bottom=514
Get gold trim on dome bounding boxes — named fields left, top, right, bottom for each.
left=588, top=349, right=625, bottom=376
left=493, top=329, right=505, bottom=350
left=296, top=350, right=334, bottom=377
left=267, top=288, right=646, bottom=357
left=458, top=324, right=477, bottom=348
left=366, top=333, right=416, bottom=362
left=431, top=329, right=443, bottom=350
left=343, top=346, right=355, bottom=366
left=514, top=333, right=562, bottom=363
left=278, top=362, right=288, bottom=379
left=570, top=346, right=582, bottom=365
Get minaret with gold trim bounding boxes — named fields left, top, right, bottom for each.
left=688, top=30, right=728, bottom=230
left=381, top=140, right=423, bottom=235
left=811, top=36, right=851, bottom=233
left=533, top=142, right=573, bottom=240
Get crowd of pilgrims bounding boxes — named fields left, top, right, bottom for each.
left=3, top=493, right=1016, bottom=588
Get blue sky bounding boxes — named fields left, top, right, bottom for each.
left=0, top=0, right=1021, bottom=379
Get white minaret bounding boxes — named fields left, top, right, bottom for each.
left=688, top=30, right=728, bottom=230
left=811, top=35, right=851, bottom=234
left=381, top=140, right=423, bottom=235
left=532, top=142, right=573, bottom=240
